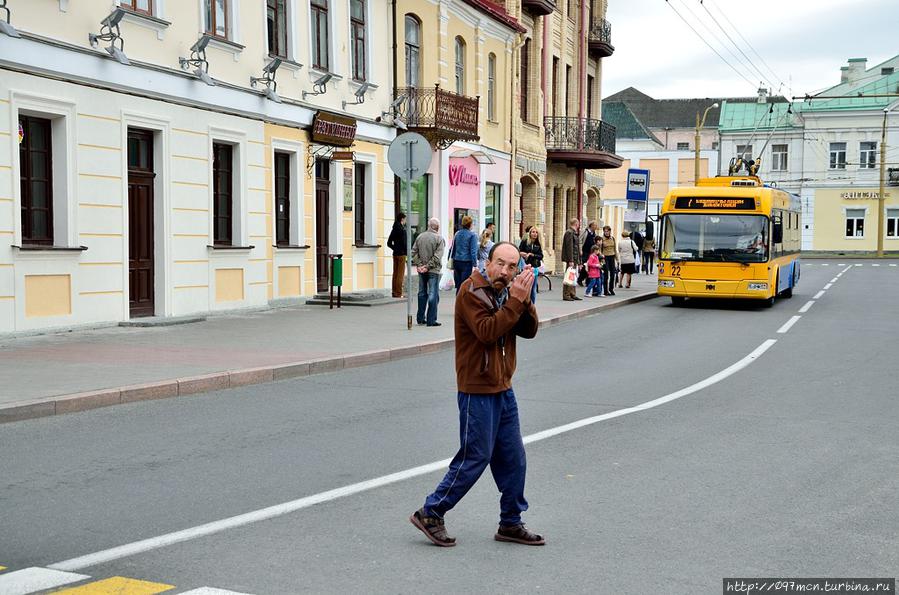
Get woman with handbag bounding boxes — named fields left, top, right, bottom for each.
left=519, top=226, right=543, bottom=303
left=617, top=230, right=639, bottom=289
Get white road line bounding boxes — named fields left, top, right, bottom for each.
left=0, top=568, right=89, bottom=595
left=824, top=283, right=833, bottom=290
left=830, top=277, right=838, bottom=283
left=842, top=265, right=853, bottom=273
left=813, top=290, right=825, bottom=299
left=798, top=300, right=815, bottom=313
left=838, top=263, right=846, bottom=266
left=855, top=264, right=863, bottom=267
left=821, top=263, right=830, bottom=266
left=872, top=264, right=880, bottom=267
left=180, top=589, right=255, bottom=595
left=48, top=339, right=778, bottom=572
left=890, top=264, right=897, bottom=267
left=777, top=316, right=802, bottom=334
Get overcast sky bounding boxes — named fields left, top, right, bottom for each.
left=601, top=0, right=899, bottom=101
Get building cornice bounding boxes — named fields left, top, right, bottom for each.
left=0, top=32, right=396, bottom=145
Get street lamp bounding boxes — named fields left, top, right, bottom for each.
left=876, top=102, right=898, bottom=257
left=695, top=102, right=719, bottom=184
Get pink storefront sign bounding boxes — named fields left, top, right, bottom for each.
left=448, top=156, right=481, bottom=210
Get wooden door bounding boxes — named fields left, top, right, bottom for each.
left=315, top=159, right=330, bottom=293
left=127, top=129, right=155, bottom=317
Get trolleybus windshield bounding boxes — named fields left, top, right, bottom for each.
left=661, top=213, right=769, bottom=263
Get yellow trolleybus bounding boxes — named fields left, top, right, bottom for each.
left=657, top=176, right=801, bottom=306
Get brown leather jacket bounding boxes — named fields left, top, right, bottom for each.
left=454, top=270, right=538, bottom=394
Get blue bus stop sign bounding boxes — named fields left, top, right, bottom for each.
left=626, top=168, right=650, bottom=202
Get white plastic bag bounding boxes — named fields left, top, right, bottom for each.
left=439, top=268, right=455, bottom=291
left=563, top=266, right=577, bottom=286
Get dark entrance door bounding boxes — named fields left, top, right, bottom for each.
left=315, top=159, right=331, bottom=293
left=127, top=129, right=155, bottom=317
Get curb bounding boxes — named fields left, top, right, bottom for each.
left=0, top=291, right=658, bottom=424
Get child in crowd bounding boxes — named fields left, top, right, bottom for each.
left=585, top=244, right=603, bottom=297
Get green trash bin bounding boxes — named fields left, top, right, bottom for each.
left=329, top=254, right=343, bottom=308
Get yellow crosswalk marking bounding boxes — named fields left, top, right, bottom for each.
left=53, top=576, right=175, bottom=594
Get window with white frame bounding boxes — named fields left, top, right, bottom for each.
left=859, top=141, right=877, bottom=169
left=267, top=0, right=288, bottom=58
left=736, top=144, right=753, bottom=160
left=404, top=15, right=421, bottom=87
left=311, top=0, right=329, bottom=70
left=122, top=0, right=153, bottom=15
left=350, top=0, right=367, bottom=81
left=886, top=208, right=899, bottom=238
left=210, top=131, right=246, bottom=248
left=205, top=0, right=229, bottom=39
left=771, top=144, right=788, bottom=171
left=454, top=37, right=466, bottom=95
left=487, top=53, right=496, bottom=121
left=271, top=142, right=304, bottom=247
left=676, top=142, right=689, bottom=151
left=13, top=95, right=76, bottom=249
left=845, top=208, right=865, bottom=238
left=829, top=142, right=847, bottom=169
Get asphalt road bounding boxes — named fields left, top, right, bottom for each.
left=1, top=260, right=897, bottom=594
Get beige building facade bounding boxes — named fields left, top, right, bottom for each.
left=1, top=0, right=398, bottom=333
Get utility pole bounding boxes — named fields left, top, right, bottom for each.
left=877, top=108, right=888, bottom=257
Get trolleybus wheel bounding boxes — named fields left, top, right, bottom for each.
left=671, top=296, right=685, bottom=306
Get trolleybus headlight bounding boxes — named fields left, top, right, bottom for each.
left=659, top=280, right=676, bottom=288
left=748, top=283, right=769, bottom=291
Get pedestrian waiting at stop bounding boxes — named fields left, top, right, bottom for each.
left=386, top=212, right=407, bottom=298
left=410, top=241, right=544, bottom=547
left=585, top=244, right=604, bottom=297
left=642, top=236, right=656, bottom=274
left=598, top=225, right=618, bottom=296
left=561, top=218, right=582, bottom=301
left=477, top=227, right=495, bottom=275
left=450, top=215, right=479, bottom=295
left=411, top=218, right=445, bottom=327
left=578, top=220, right=598, bottom=286
left=518, top=226, right=543, bottom=304
left=617, top=230, right=639, bottom=289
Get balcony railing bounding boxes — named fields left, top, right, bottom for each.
left=395, top=85, right=479, bottom=148
left=544, top=116, right=622, bottom=169
left=588, top=18, right=614, bottom=58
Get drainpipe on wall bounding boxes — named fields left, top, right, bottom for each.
left=391, top=0, right=398, bottom=103
left=577, top=0, right=589, bottom=222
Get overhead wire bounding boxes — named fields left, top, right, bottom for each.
left=663, top=0, right=758, bottom=91
left=698, top=0, right=779, bottom=94
left=703, top=0, right=787, bottom=92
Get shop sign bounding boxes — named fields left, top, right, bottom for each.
left=311, top=111, right=357, bottom=147
left=332, top=151, right=354, bottom=161
left=343, top=167, right=353, bottom=211
left=841, top=191, right=891, bottom=200
left=449, top=163, right=479, bottom=186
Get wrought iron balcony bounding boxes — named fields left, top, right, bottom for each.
left=521, top=0, right=556, bottom=16
left=544, top=117, right=623, bottom=169
left=395, top=85, right=479, bottom=149
left=588, top=18, right=614, bottom=58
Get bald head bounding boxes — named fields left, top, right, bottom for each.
left=485, top=241, right=521, bottom=290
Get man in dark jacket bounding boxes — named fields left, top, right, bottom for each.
left=386, top=212, right=407, bottom=298
left=578, top=220, right=598, bottom=286
left=561, top=218, right=582, bottom=301
left=410, top=242, right=544, bottom=547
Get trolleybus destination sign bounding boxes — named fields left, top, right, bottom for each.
left=674, top=197, right=756, bottom=210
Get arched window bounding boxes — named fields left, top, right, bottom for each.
left=455, top=36, right=466, bottom=95
left=404, top=15, right=421, bottom=87
left=487, top=53, right=496, bottom=120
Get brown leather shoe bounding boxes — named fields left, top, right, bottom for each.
left=495, top=523, right=545, bottom=546
left=410, top=509, right=456, bottom=547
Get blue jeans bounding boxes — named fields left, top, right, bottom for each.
left=417, top=272, right=439, bottom=325
left=586, top=276, right=601, bottom=296
left=530, top=272, right=538, bottom=303
left=453, top=260, right=474, bottom=295
left=423, top=389, right=529, bottom=527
